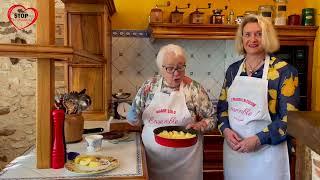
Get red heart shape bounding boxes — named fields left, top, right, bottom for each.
left=7, top=5, right=38, bottom=30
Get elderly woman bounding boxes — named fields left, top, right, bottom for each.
left=217, top=15, right=299, bottom=180
left=127, top=44, right=216, bottom=180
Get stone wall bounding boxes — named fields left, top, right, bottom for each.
left=0, top=0, right=36, bottom=170
left=0, top=0, right=66, bottom=170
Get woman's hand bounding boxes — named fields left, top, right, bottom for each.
left=236, top=135, right=261, bottom=153
left=186, top=120, right=208, bottom=132
left=223, top=128, right=242, bottom=151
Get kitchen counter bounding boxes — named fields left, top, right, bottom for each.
left=0, top=121, right=148, bottom=180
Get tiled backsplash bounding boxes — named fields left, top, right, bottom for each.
left=112, top=35, right=243, bottom=101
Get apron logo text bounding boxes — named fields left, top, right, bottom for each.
left=230, top=107, right=253, bottom=116
left=155, top=108, right=176, bottom=114
left=231, top=97, right=256, bottom=107
left=148, top=116, right=178, bottom=125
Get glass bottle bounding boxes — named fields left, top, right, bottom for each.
left=274, top=0, right=288, bottom=25
left=228, top=10, right=235, bottom=24
left=259, top=5, right=274, bottom=23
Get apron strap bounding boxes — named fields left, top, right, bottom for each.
left=236, top=59, right=245, bottom=77
left=262, top=55, right=270, bottom=80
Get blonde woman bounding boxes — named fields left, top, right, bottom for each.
left=217, top=15, right=299, bottom=180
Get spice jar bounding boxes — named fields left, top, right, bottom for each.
left=274, top=0, right=287, bottom=25
left=259, top=5, right=274, bottom=23
left=302, top=8, right=315, bottom=26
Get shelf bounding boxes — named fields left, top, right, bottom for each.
left=149, top=23, right=318, bottom=41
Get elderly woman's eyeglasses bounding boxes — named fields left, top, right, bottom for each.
left=162, top=65, right=186, bottom=74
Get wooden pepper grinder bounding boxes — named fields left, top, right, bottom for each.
left=51, top=108, right=66, bottom=169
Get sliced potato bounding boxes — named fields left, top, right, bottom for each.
left=158, top=130, right=196, bottom=139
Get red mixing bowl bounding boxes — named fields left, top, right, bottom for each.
left=153, top=126, right=198, bottom=148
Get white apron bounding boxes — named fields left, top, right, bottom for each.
left=141, top=78, right=203, bottom=180
left=224, top=55, right=290, bottom=180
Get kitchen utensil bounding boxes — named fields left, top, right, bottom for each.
left=51, top=109, right=66, bottom=169
left=189, top=10, right=204, bottom=24
left=153, top=126, right=198, bottom=148
left=108, top=134, right=132, bottom=144
left=149, top=1, right=170, bottom=23
left=211, top=9, right=224, bottom=24
left=189, top=3, right=211, bottom=24
left=100, top=131, right=124, bottom=140
left=150, top=7, right=163, bottom=23
left=171, top=7, right=184, bottom=24
left=112, top=91, right=131, bottom=119
left=83, top=128, right=104, bottom=134
left=171, top=4, right=190, bottom=24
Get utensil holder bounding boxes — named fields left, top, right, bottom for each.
left=64, top=114, right=84, bottom=143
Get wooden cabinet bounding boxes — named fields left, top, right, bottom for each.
left=203, top=131, right=224, bottom=180
left=62, top=0, right=115, bottom=120
left=203, top=131, right=297, bottom=180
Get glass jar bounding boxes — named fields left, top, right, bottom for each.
left=259, top=5, right=274, bottom=23
left=274, top=0, right=287, bottom=25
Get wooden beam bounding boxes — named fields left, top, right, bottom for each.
left=36, top=0, right=55, bottom=169
left=288, top=111, right=320, bottom=180
left=288, top=111, right=320, bottom=154
left=0, top=44, right=73, bottom=53
left=65, top=3, right=105, bottom=13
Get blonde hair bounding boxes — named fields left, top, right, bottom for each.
left=235, top=14, right=279, bottom=55
left=156, top=44, right=186, bottom=69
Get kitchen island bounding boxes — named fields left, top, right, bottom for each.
left=0, top=121, right=148, bottom=180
